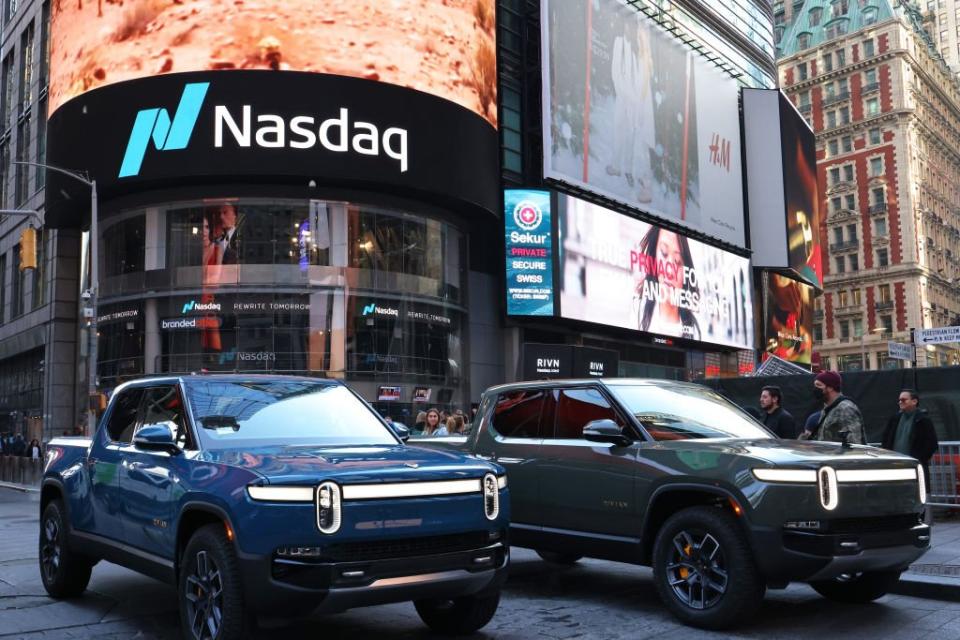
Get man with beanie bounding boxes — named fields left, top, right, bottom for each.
left=813, top=371, right=866, bottom=445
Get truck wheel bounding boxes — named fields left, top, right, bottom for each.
left=536, top=550, right=583, bottom=565
left=414, top=590, right=501, bottom=635
left=179, top=524, right=247, bottom=640
left=652, top=506, right=764, bottom=630
left=810, top=571, right=901, bottom=603
left=39, top=500, right=93, bottom=598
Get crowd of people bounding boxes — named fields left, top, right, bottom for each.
left=0, top=433, right=43, bottom=459
left=383, top=406, right=479, bottom=438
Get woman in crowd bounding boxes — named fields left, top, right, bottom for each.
left=422, top=409, right=443, bottom=437
left=27, top=438, right=42, bottom=460
left=413, top=411, right=427, bottom=436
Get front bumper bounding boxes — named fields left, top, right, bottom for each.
left=751, top=520, right=930, bottom=582
left=238, top=539, right=508, bottom=616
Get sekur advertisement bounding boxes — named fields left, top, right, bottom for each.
left=558, top=195, right=754, bottom=350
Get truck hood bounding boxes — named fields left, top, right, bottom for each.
left=644, top=438, right=918, bottom=471
left=199, top=443, right=498, bottom=485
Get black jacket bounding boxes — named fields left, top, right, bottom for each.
left=763, top=407, right=799, bottom=439
left=881, top=409, right=939, bottom=465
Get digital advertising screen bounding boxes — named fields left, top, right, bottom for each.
left=542, top=0, right=745, bottom=248
left=558, top=194, right=754, bottom=350
left=781, top=93, right=823, bottom=289
left=504, top=189, right=554, bottom=316
left=49, top=0, right=497, bottom=125
left=764, top=273, right=814, bottom=366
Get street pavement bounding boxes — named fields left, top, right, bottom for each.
left=4, top=488, right=960, bottom=640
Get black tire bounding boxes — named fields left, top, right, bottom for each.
left=414, top=590, right=501, bottom=635
left=536, top=550, right=583, bottom=565
left=178, top=524, right=248, bottom=640
left=39, top=499, right=93, bottom=598
left=810, top=570, right=901, bottom=603
left=652, top=506, right=764, bottom=630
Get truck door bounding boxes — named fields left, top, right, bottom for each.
left=82, top=387, right=144, bottom=541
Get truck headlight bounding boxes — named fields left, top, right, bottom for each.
left=918, top=464, right=927, bottom=504
left=316, top=481, right=342, bottom=534
left=483, top=474, right=500, bottom=521
left=752, top=468, right=817, bottom=483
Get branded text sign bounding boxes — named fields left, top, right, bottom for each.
left=887, top=341, right=914, bottom=361
left=558, top=194, right=754, bottom=350
left=504, top=190, right=554, bottom=316
left=542, top=0, right=746, bottom=247
left=45, top=72, right=499, bottom=227
left=914, top=326, right=960, bottom=345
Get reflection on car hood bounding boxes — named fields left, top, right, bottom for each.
left=199, top=444, right=497, bottom=484
left=646, top=438, right=917, bottom=469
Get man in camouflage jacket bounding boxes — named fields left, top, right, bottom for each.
left=812, top=370, right=866, bottom=445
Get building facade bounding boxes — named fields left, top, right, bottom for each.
left=778, top=0, right=960, bottom=371
left=0, top=0, right=81, bottom=441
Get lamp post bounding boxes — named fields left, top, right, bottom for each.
left=12, top=161, right=98, bottom=432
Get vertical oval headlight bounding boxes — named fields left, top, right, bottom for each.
left=818, top=466, right=838, bottom=511
left=316, top=481, right=342, bottom=534
left=917, top=464, right=927, bottom=505
left=483, top=473, right=499, bottom=521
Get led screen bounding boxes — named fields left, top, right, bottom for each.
left=781, top=94, right=823, bottom=288
left=558, top=195, right=754, bottom=350
left=504, top=189, right=554, bottom=316
left=542, top=0, right=745, bottom=247
left=764, top=273, right=814, bottom=366
left=49, top=0, right=497, bottom=125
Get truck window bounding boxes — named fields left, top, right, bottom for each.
left=139, top=386, right=193, bottom=449
left=553, top=388, right=623, bottom=440
left=490, top=390, right=546, bottom=439
left=106, top=388, right=145, bottom=443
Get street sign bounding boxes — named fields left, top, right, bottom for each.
left=914, top=326, right=960, bottom=345
left=887, top=341, right=914, bottom=361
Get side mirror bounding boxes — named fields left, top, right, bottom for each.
left=392, top=424, right=410, bottom=442
left=134, top=421, right=181, bottom=454
left=583, top=419, right=632, bottom=447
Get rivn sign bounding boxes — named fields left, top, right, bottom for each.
left=914, top=326, right=960, bottom=345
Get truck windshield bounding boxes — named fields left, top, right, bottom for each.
left=186, top=380, right=398, bottom=448
left=608, top=384, right=773, bottom=441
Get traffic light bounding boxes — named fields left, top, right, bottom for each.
left=19, top=227, right=37, bottom=271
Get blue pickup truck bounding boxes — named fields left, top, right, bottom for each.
left=39, top=375, right=509, bottom=639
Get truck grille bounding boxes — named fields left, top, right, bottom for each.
left=318, top=530, right=491, bottom=562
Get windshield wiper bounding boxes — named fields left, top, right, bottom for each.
left=200, top=415, right=241, bottom=431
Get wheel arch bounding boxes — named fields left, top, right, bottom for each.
left=40, top=479, right=69, bottom=524
left=639, top=483, right=750, bottom=565
left=175, top=501, right=237, bottom=579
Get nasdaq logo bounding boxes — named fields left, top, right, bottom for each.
left=182, top=300, right=196, bottom=314
left=119, top=83, right=210, bottom=178
left=181, top=299, right=221, bottom=314
left=361, top=303, right=398, bottom=318
left=362, top=303, right=377, bottom=316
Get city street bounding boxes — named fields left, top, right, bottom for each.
left=2, top=490, right=960, bottom=640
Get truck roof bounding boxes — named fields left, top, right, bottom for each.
left=482, top=378, right=709, bottom=396
left=110, top=374, right=340, bottom=395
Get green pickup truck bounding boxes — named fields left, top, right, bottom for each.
left=413, top=378, right=930, bottom=629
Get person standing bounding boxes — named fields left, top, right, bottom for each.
left=881, top=389, right=939, bottom=482
left=759, top=385, right=799, bottom=439
left=422, top=409, right=442, bottom=437
left=28, top=439, right=42, bottom=460
left=799, top=410, right=822, bottom=440
left=812, top=371, right=865, bottom=445
left=216, top=203, right=243, bottom=265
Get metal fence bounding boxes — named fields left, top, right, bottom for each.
left=0, top=455, right=43, bottom=486
left=930, top=441, right=960, bottom=508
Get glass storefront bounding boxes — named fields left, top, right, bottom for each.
left=97, top=198, right=469, bottom=413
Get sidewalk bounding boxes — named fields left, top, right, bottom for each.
left=894, top=513, right=960, bottom=600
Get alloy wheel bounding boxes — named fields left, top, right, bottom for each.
left=184, top=550, right=224, bottom=640
left=40, top=517, right=61, bottom=583
left=666, top=530, right=729, bottom=610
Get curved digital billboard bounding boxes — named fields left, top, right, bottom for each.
left=49, top=0, right=497, bottom=126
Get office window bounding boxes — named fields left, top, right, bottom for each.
left=873, top=186, right=885, bottom=204
left=852, top=288, right=862, bottom=306
left=840, top=320, right=850, bottom=338
left=825, top=83, right=836, bottom=100
left=36, top=96, right=45, bottom=189
left=814, top=324, right=823, bottom=342
left=865, top=68, right=877, bottom=84
left=799, top=90, right=811, bottom=106
left=0, top=253, right=5, bottom=325
left=866, top=98, right=879, bottom=116
left=847, top=223, right=858, bottom=241
left=38, top=2, right=50, bottom=88
left=849, top=254, right=859, bottom=271
left=863, top=39, right=875, bottom=57
left=839, top=77, right=849, bottom=94
left=835, top=256, right=846, bottom=273
left=810, top=7, right=824, bottom=26
left=4, top=0, right=17, bottom=24
left=877, top=248, right=889, bottom=266
left=798, top=62, right=808, bottom=80
left=869, top=127, right=881, bottom=144
left=830, top=167, right=841, bottom=184
left=823, top=52, right=833, bottom=72
left=863, top=7, right=878, bottom=24
left=831, top=0, right=849, bottom=19
left=836, top=48, right=846, bottom=67
left=1, top=53, right=13, bottom=132
left=838, top=290, right=849, bottom=306
left=843, top=164, right=854, bottom=181
left=500, top=86, right=522, bottom=174
left=845, top=194, right=856, bottom=210
left=833, top=227, right=844, bottom=244
left=14, top=115, right=29, bottom=204
left=842, top=135, right=852, bottom=152
left=831, top=196, right=842, bottom=211
left=875, top=217, right=887, bottom=236
left=870, top=157, right=883, bottom=176
left=31, top=228, right=43, bottom=309
left=19, top=24, right=34, bottom=110
left=11, top=243, right=23, bottom=317
left=828, top=139, right=839, bottom=156
left=879, top=284, right=891, bottom=302
left=881, top=314, right=893, bottom=334
left=0, top=138, right=8, bottom=209
left=840, top=106, right=850, bottom=124
left=798, top=34, right=811, bottom=50
left=827, top=111, right=837, bottom=128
